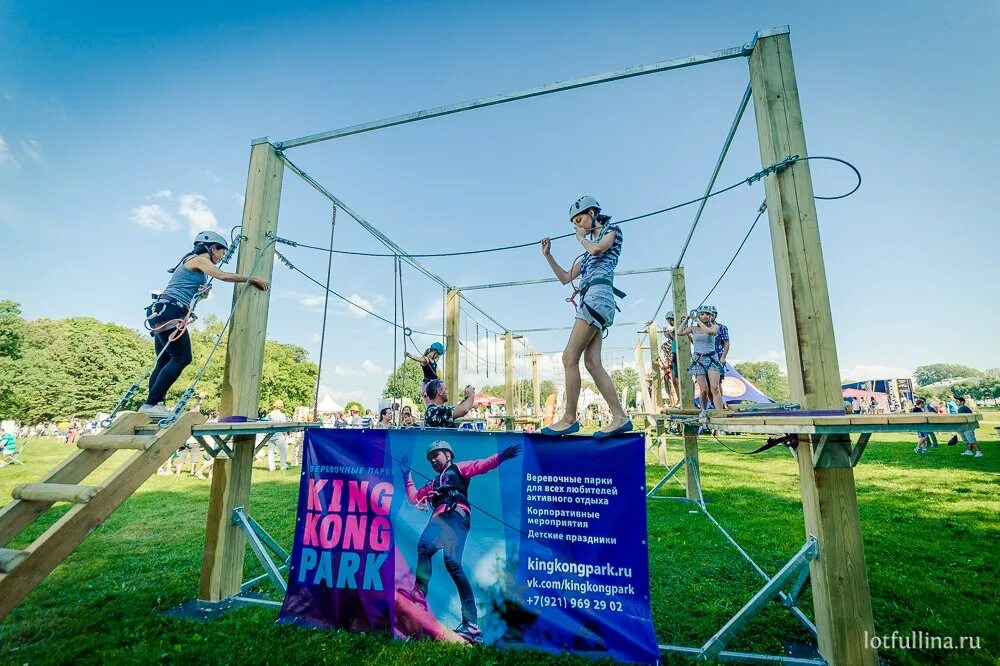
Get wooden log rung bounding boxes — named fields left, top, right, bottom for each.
left=12, top=483, right=100, bottom=504
left=76, top=435, right=152, bottom=451
left=0, top=548, right=27, bottom=573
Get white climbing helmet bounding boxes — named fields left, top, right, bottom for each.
left=426, top=440, right=454, bottom=460
left=194, top=230, right=229, bottom=249
left=568, top=195, right=601, bottom=220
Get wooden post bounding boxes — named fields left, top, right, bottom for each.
left=647, top=322, right=663, bottom=413
left=504, top=331, right=514, bottom=430
left=633, top=339, right=652, bottom=414
left=749, top=30, right=877, bottom=665
left=199, top=139, right=283, bottom=603
left=444, top=289, right=461, bottom=397
left=670, top=267, right=700, bottom=501
left=531, top=353, right=541, bottom=421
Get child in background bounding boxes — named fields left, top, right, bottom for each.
left=406, top=342, right=446, bottom=406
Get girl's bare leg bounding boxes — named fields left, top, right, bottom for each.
left=549, top=319, right=597, bottom=430
left=696, top=375, right=710, bottom=410
left=583, top=330, right=629, bottom=434
left=708, top=370, right=725, bottom=410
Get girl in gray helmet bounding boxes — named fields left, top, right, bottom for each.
left=539, top=196, right=632, bottom=438
left=139, top=231, right=270, bottom=419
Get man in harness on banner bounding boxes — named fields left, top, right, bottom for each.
left=399, top=440, right=520, bottom=644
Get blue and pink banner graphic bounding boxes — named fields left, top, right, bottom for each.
left=279, top=428, right=659, bottom=664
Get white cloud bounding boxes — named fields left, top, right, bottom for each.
left=130, top=203, right=180, bottom=232
left=346, top=293, right=376, bottom=319
left=0, top=135, right=18, bottom=167
left=333, top=366, right=356, bottom=377
left=150, top=190, right=172, bottom=200
left=299, top=294, right=325, bottom=308
left=419, top=297, right=444, bottom=323
left=177, top=193, right=222, bottom=237
left=20, top=138, right=42, bottom=163
left=204, top=170, right=221, bottom=183
left=361, top=359, right=383, bottom=374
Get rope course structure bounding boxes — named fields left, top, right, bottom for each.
left=55, top=26, right=897, bottom=666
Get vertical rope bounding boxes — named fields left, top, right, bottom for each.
left=396, top=257, right=408, bottom=422
left=392, top=255, right=399, bottom=424
left=313, top=205, right=338, bottom=420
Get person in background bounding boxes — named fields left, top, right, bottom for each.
left=424, top=380, right=475, bottom=428
left=677, top=306, right=725, bottom=413
left=912, top=398, right=931, bottom=455
left=401, top=412, right=418, bottom=428
left=362, top=409, right=374, bottom=429
left=663, top=311, right=681, bottom=408
left=710, top=306, right=730, bottom=377
left=0, top=427, right=17, bottom=466
left=375, top=407, right=394, bottom=429
left=406, top=342, right=446, bottom=406
left=266, top=399, right=289, bottom=472
left=945, top=395, right=958, bottom=414
left=955, top=396, right=983, bottom=457
left=868, top=397, right=878, bottom=414
left=347, top=406, right=363, bottom=428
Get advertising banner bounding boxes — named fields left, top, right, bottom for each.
left=279, top=428, right=659, bottom=664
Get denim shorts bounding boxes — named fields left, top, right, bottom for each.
left=690, top=352, right=723, bottom=377
left=575, top=284, right=617, bottom=330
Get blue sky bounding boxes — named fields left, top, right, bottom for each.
left=2, top=1, right=998, bottom=409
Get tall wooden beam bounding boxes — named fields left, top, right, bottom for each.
left=504, top=331, right=514, bottom=430
left=647, top=322, right=663, bottom=413
left=633, top=339, right=652, bottom=414
left=444, top=289, right=461, bottom=397
left=670, top=267, right=700, bottom=501
left=749, top=32, right=877, bottom=666
left=199, top=139, right=283, bottom=603
left=531, top=353, right=541, bottom=421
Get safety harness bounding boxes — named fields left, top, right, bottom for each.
left=144, top=285, right=210, bottom=342
left=689, top=350, right=724, bottom=375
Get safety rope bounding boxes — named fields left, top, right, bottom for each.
left=101, top=234, right=244, bottom=427
left=274, top=250, right=438, bottom=337
left=313, top=205, right=338, bottom=421
left=269, top=155, right=860, bottom=261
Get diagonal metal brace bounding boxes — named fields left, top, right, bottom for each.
left=232, top=506, right=289, bottom=594
left=698, top=537, right=818, bottom=661
left=646, top=459, right=686, bottom=499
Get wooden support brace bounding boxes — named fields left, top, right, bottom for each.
left=850, top=433, right=871, bottom=467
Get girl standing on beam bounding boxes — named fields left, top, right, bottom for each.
left=139, top=231, right=270, bottom=420
left=539, top=196, right=632, bottom=438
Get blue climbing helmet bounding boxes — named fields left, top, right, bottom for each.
left=568, top=195, right=601, bottom=220
left=665, top=310, right=675, bottom=321
left=426, top=440, right=453, bottom=460
left=194, top=230, right=229, bottom=250
left=430, top=342, right=445, bottom=356
left=697, top=304, right=714, bottom=315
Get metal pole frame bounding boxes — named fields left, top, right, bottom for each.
left=274, top=28, right=787, bottom=150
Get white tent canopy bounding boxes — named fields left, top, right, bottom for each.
left=316, top=395, right=343, bottom=413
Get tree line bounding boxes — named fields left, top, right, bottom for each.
left=0, top=300, right=318, bottom=423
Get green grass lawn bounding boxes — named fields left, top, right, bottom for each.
left=0, top=428, right=996, bottom=665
